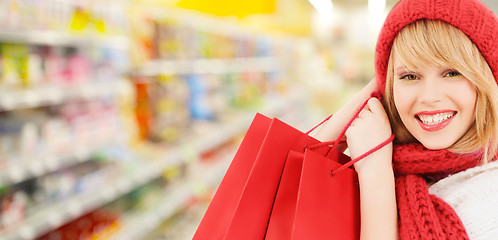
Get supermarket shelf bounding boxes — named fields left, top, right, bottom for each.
left=0, top=30, right=129, bottom=49
left=114, top=150, right=233, bottom=240
left=0, top=133, right=124, bottom=188
left=147, top=7, right=299, bottom=43
left=111, top=92, right=304, bottom=240
left=137, top=57, right=280, bottom=76
left=113, top=91, right=309, bottom=240
left=0, top=147, right=182, bottom=240
left=115, top=181, right=194, bottom=240
left=169, top=206, right=207, bottom=240
left=0, top=92, right=297, bottom=240
left=0, top=94, right=286, bottom=240
left=0, top=81, right=127, bottom=111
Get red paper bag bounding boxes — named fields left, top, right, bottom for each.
left=292, top=148, right=361, bottom=239
left=266, top=91, right=393, bottom=240
left=196, top=91, right=393, bottom=240
left=265, top=150, right=304, bottom=240
left=265, top=147, right=357, bottom=240
left=194, top=113, right=329, bottom=240
left=193, top=113, right=271, bottom=240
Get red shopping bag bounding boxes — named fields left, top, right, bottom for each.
left=292, top=148, right=361, bottom=239
left=195, top=91, right=394, bottom=240
left=193, top=113, right=330, bottom=240
left=193, top=113, right=272, bottom=240
left=264, top=150, right=305, bottom=240
left=266, top=91, right=394, bottom=240
left=265, top=148, right=355, bottom=240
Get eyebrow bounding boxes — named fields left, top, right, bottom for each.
left=395, top=67, right=409, bottom=72
left=394, top=67, right=411, bottom=75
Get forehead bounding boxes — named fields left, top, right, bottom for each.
left=391, top=47, right=448, bottom=71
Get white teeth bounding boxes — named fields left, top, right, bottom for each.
left=418, top=112, right=455, bottom=125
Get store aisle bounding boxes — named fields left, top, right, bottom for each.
left=9, top=0, right=498, bottom=239
left=0, top=1, right=318, bottom=239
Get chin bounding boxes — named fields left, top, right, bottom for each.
left=418, top=140, right=454, bottom=150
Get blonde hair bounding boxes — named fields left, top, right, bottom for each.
left=384, top=19, right=498, bottom=163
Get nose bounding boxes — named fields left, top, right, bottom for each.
left=418, top=77, right=443, bottom=105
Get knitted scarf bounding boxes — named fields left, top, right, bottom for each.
left=392, top=143, right=482, bottom=240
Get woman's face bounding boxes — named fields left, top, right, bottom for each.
left=392, top=53, right=477, bottom=149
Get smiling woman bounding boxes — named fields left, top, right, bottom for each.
left=392, top=58, right=478, bottom=149
left=384, top=19, right=498, bottom=162
left=314, top=0, right=498, bottom=239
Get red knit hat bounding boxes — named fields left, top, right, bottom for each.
left=375, top=0, right=498, bottom=94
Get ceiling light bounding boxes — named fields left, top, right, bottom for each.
left=309, top=0, right=333, bottom=14
left=368, top=0, right=386, bottom=15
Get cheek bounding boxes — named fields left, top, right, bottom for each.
left=393, top=82, right=415, bottom=117
left=449, top=81, right=477, bottom=115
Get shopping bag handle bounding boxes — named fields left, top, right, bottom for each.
left=329, top=134, right=394, bottom=176
left=305, top=115, right=333, bottom=135
left=306, top=91, right=395, bottom=176
left=307, top=91, right=383, bottom=148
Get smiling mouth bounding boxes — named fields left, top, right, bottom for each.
left=415, top=111, right=456, bottom=131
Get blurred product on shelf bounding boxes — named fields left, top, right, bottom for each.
left=132, top=68, right=282, bottom=142
left=0, top=98, right=122, bottom=167
left=0, top=0, right=128, bottom=35
left=0, top=143, right=143, bottom=232
left=134, top=74, right=190, bottom=142
left=142, top=203, right=207, bottom=240
left=151, top=20, right=274, bottom=60
left=139, top=140, right=240, bottom=240
left=1, top=161, right=104, bottom=230
left=36, top=208, right=122, bottom=240
left=131, top=18, right=289, bottom=143
left=0, top=43, right=127, bottom=92
left=0, top=1, right=134, bottom=238
left=0, top=0, right=313, bottom=239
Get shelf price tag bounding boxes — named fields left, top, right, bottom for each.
left=66, top=200, right=83, bottom=218
left=0, top=95, right=15, bottom=110
left=117, top=179, right=132, bottom=193
left=24, top=91, right=39, bottom=107
left=8, top=164, right=25, bottom=183
left=181, top=144, right=199, bottom=164
left=28, top=160, right=44, bottom=176
left=47, top=88, right=64, bottom=104
left=19, top=225, right=36, bottom=240
left=75, top=147, right=89, bottom=162
left=102, top=185, right=118, bottom=201
left=47, top=211, right=64, bottom=229
left=44, top=155, right=59, bottom=171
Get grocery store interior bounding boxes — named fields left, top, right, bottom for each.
left=1, top=0, right=497, bottom=239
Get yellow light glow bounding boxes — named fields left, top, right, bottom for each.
left=176, top=0, right=275, bottom=17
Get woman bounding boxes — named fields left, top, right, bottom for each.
left=315, top=0, right=498, bottom=239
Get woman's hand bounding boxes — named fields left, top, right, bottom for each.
left=314, top=78, right=397, bottom=240
left=344, top=95, right=397, bottom=240
left=345, top=97, right=393, bottom=174
left=313, top=78, right=379, bottom=144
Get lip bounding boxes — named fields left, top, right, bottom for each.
left=415, top=110, right=456, bottom=131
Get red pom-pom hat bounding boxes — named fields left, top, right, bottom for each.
left=375, top=0, right=498, bottom=94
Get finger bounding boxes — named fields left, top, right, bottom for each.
left=358, top=105, right=374, bottom=119
left=366, top=78, right=378, bottom=92
left=366, top=98, right=385, bottom=115
left=345, top=124, right=353, bottom=136
left=357, top=109, right=363, bottom=119
left=363, top=102, right=372, bottom=113
left=350, top=117, right=357, bottom=127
